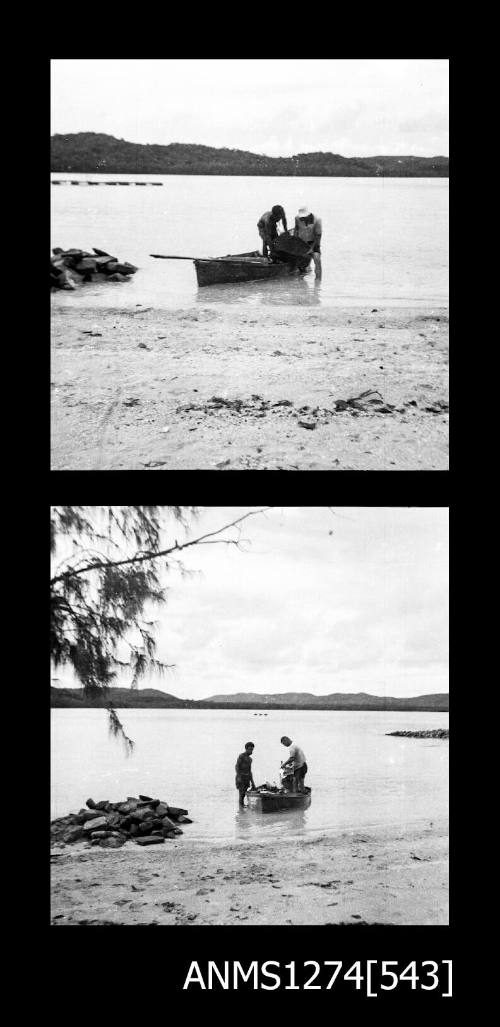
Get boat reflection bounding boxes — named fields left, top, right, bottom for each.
left=234, top=803, right=309, bottom=841
left=196, top=273, right=322, bottom=308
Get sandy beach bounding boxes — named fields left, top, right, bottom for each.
left=51, top=304, right=448, bottom=470
left=51, top=817, right=448, bottom=926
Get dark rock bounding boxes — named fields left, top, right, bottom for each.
left=90, top=830, right=110, bottom=839
left=64, top=827, right=85, bottom=843
left=139, top=822, right=155, bottom=834
left=86, top=798, right=97, bottom=809
left=76, top=258, right=97, bottom=272
left=95, top=800, right=110, bottom=810
left=130, top=808, right=156, bottom=823
left=162, top=823, right=183, bottom=837
left=154, top=802, right=169, bottom=817
left=298, top=418, right=316, bottom=430
left=79, top=809, right=107, bottom=823
left=176, top=816, right=193, bottom=824
left=161, top=816, right=179, bottom=832
left=129, top=824, right=139, bottom=836
left=135, top=836, right=165, bottom=846
left=99, top=837, right=126, bottom=848
left=104, top=261, right=138, bottom=275
left=83, top=816, right=108, bottom=832
left=167, top=806, right=188, bottom=818
left=116, top=800, right=139, bottom=815
left=139, top=794, right=154, bottom=801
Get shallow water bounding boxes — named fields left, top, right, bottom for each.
left=51, top=174, right=448, bottom=310
left=51, top=707, right=449, bottom=843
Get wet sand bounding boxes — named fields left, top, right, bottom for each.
left=51, top=304, right=448, bottom=470
left=51, top=817, right=448, bottom=926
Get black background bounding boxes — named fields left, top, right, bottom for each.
left=46, top=49, right=457, bottom=1011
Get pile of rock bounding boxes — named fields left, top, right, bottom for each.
left=51, top=794, right=193, bottom=848
left=51, top=247, right=138, bottom=290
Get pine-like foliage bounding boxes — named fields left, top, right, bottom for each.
left=50, top=506, right=270, bottom=751
left=50, top=506, right=197, bottom=751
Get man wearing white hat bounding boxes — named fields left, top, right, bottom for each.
left=294, top=207, right=322, bottom=277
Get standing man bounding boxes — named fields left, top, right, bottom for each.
left=235, top=742, right=256, bottom=806
left=280, top=736, right=308, bottom=792
left=257, top=205, right=288, bottom=258
left=294, top=206, right=322, bottom=277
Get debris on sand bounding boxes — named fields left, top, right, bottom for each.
left=51, top=795, right=193, bottom=848
left=334, top=389, right=395, bottom=414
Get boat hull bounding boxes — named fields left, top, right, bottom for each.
left=247, top=787, right=312, bottom=813
left=194, top=251, right=310, bottom=287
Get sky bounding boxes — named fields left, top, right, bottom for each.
left=51, top=59, right=449, bottom=158
left=52, top=507, right=449, bottom=700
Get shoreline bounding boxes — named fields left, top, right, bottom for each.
left=51, top=304, right=448, bottom=470
left=51, top=816, right=448, bottom=926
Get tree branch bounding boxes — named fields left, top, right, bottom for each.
left=51, top=508, right=272, bottom=585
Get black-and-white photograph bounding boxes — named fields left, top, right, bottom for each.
left=50, top=59, right=449, bottom=471
left=50, top=506, right=449, bottom=927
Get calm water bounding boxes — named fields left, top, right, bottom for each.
left=51, top=708, right=449, bottom=843
left=50, top=174, right=448, bottom=310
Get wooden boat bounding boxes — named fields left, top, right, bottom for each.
left=246, top=786, right=312, bottom=813
left=194, top=251, right=307, bottom=288
left=151, top=236, right=312, bottom=287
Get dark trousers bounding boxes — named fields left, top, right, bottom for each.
left=294, top=762, right=308, bottom=791
left=237, top=778, right=251, bottom=804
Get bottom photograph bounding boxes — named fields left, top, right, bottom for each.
left=50, top=505, right=449, bottom=927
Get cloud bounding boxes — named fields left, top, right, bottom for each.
left=142, top=507, right=449, bottom=699
left=51, top=59, right=449, bottom=157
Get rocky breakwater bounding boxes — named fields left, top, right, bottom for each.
left=51, top=794, right=193, bottom=848
left=386, top=729, right=449, bottom=739
left=51, top=247, right=138, bottom=290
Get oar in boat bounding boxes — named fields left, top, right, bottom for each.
left=150, top=253, right=200, bottom=261
left=150, top=253, right=264, bottom=263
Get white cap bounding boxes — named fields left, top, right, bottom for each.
left=297, top=206, right=311, bottom=218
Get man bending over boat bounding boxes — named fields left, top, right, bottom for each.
left=257, top=205, right=288, bottom=258
left=235, top=742, right=256, bottom=806
left=280, top=736, right=308, bottom=792
left=294, top=206, right=322, bottom=277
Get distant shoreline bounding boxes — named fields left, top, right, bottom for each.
left=51, top=689, right=449, bottom=714
left=51, top=704, right=448, bottom=712
left=50, top=134, right=449, bottom=178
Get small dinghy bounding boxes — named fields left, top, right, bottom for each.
left=247, top=786, right=312, bottom=813
left=151, top=235, right=312, bottom=287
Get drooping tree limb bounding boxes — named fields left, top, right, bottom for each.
left=51, top=508, right=272, bottom=585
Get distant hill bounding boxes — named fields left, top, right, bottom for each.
left=50, top=686, right=448, bottom=712
left=51, top=133, right=449, bottom=178
left=204, top=691, right=449, bottom=711
left=50, top=686, right=192, bottom=709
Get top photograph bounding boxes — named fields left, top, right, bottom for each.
left=50, top=58, right=449, bottom=471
